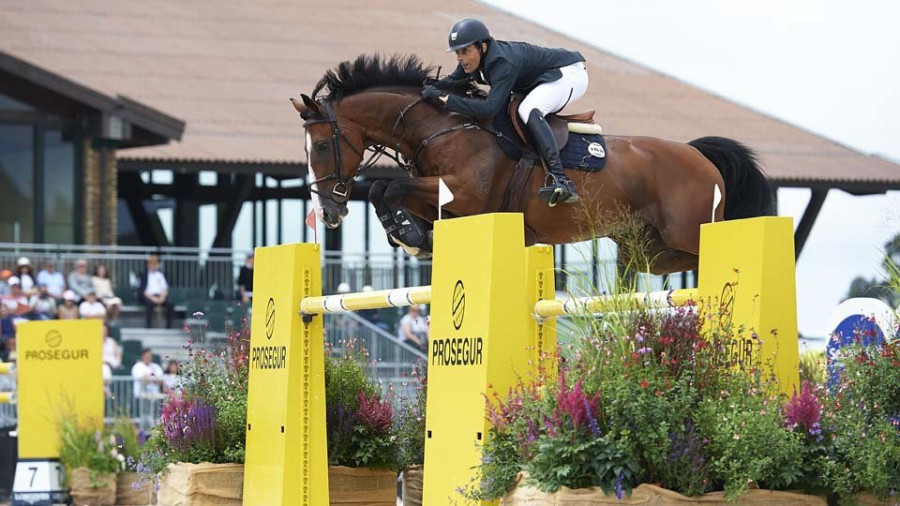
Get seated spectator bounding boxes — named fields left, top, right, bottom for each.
left=0, top=269, right=12, bottom=296
left=237, top=253, right=254, bottom=304
left=0, top=306, right=13, bottom=362
left=397, top=304, right=429, bottom=351
left=163, top=360, right=181, bottom=393
left=3, top=277, right=32, bottom=321
left=67, top=259, right=93, bottom=302
left=36, top=260, right=66, bottom=300
left=78, top=291, right=107, bottom=320
left=15, top=257, right=36, bottom=296
left=131, top=348, right=164, bottom=398
left=0, top=305, right=16, bottom=342
left=92, top=264, right=122, bottom=321
left=28, top=284, right=58, bottom=320
left=58, top=290, right=80, bottom=320
left=138, top=254, right=174, bottom=329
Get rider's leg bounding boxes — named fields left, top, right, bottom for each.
left=525, top=109, right=579, bottom=206
left=518, top=62, right=589, bottom=206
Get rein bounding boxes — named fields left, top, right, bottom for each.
left=303, top=96, right=485, bottom=203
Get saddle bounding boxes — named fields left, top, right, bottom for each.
left=496, top=95, right=607, bottom=214
left=507, top=95, right=602, bottom=151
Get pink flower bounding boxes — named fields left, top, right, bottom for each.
left=783, top=381, right=822, bottom=431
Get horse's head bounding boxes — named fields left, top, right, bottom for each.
left=291, top=94, right=365, bottom=229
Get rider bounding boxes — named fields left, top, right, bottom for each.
left=422, top=18, right=588, bottom=206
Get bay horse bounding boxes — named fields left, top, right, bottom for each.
left=291, top=55, right=775, bottom=275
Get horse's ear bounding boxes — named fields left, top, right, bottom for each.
left=290, top=94, right=322, bottom=117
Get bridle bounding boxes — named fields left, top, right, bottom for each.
left=302, top=95, right=482, bottom=204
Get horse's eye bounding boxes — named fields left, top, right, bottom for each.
left=315, top=141, right=330, bottom=153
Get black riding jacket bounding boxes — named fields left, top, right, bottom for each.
left=440, top=39, right=584, bottom=119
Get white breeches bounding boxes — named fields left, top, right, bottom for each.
left=518, top=62, right=589, bottom=123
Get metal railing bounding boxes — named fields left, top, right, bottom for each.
left=323, top=312, right=427, bottom=403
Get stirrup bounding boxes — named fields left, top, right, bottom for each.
left=538, top=174, right=579, bottom=207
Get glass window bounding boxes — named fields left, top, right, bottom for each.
left=0, top=124, right=35, bottom=242
left=0, top=92, right=35, bottom=112
left=43, top=129, right=77, bottom=243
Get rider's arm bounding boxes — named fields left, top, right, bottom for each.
left=433, top=64, right=468, bottom=91
left=444, top=60, right=515, bottom=119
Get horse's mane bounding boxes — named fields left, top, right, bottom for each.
left=312, top=54, right=432, bottom=101
left=312, top=54, right=483, bottom=101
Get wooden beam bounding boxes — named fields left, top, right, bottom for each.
left=794, top=189, right=828, bottom=260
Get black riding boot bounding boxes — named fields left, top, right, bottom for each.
left=527, top=109, right=579, bottom=206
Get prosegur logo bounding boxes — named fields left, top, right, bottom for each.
left=451, top=280, right=465, bottom=330
left=265, top=297, right=276, bottom=340
left=45, top=330, right=62, bottom=348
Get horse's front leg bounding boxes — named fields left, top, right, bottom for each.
left=368, top=179, right=435, bottom=258
left=382, top=176, right=477, bottom=257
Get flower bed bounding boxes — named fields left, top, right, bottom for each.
left=458, top=290, right=900, bottom=504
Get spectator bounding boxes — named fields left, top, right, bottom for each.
left=0, top=305, right=15, bottom=351
left=28, top=284, right=58, bottom=320
left=92, top=264, right=122, bottom=321
left=15, top=257, right=36, bottom=296
left=3, top=277, right=32, bottom=320
left=100, top=322, right=119, bottom=397
left=131, top=348, right=164, bottom=398
left=397, top=304, right=429, bottom=351
left=36, top=260, right=66, bottom=300
left=237, top=253, right=254, bottom=304
left=67, top=259, right=93, bottom=302
left=0, top=269, right=12, bottom=296
left=138, top=254, right=174, bottom=329
left=58, top=290, right=79, bottom=320
left=102, top=321, right=122, bottom=371
left=0, top=307, right=13, bottom=364
left=162, top=360, right=181, bottom=393
left=78, top=291, right=107, bottom=320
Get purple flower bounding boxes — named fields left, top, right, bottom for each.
left=614, top=472, right=624, bottom=500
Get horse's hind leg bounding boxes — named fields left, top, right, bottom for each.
left=647, top=226, right=699, bottom=275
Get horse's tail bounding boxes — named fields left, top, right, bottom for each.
left=688, top=136, right=777, bottom=220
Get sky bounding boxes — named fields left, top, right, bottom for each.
left=476, top=0, right=900, bottom=337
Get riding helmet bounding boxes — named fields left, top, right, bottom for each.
left=447, top=18, right=491, bottom=52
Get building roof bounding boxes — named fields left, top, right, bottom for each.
left=2, top=0, right=898, bottom=189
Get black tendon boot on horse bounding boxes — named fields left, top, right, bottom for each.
left=528, top=109, right=579, bottom=206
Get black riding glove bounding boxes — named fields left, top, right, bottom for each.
left=421, top=85, right=445, bottom=104
left=424, top=76, right=459, bottom=91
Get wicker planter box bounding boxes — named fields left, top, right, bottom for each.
left=116, top=471, right=156, bottom=505
left=156, top=462, right=243, bottom=506
left=401, top=465, right=423, bottom=506
left=328, top=465, right=397, bottom=505
left=501, top=475, right=827, bottom=505
left=70, top=467, right=116, bottom=506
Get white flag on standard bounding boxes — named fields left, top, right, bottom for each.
left=438, top=178, right=454, bottom=220
left=711, top=184, right=722, bottom=223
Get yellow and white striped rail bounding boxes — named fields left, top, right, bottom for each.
left=300, top=285, right=696, bottom=320
left=533, top=288, right=698, bottom=319
left=300, top=286, right=432, bottom=316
